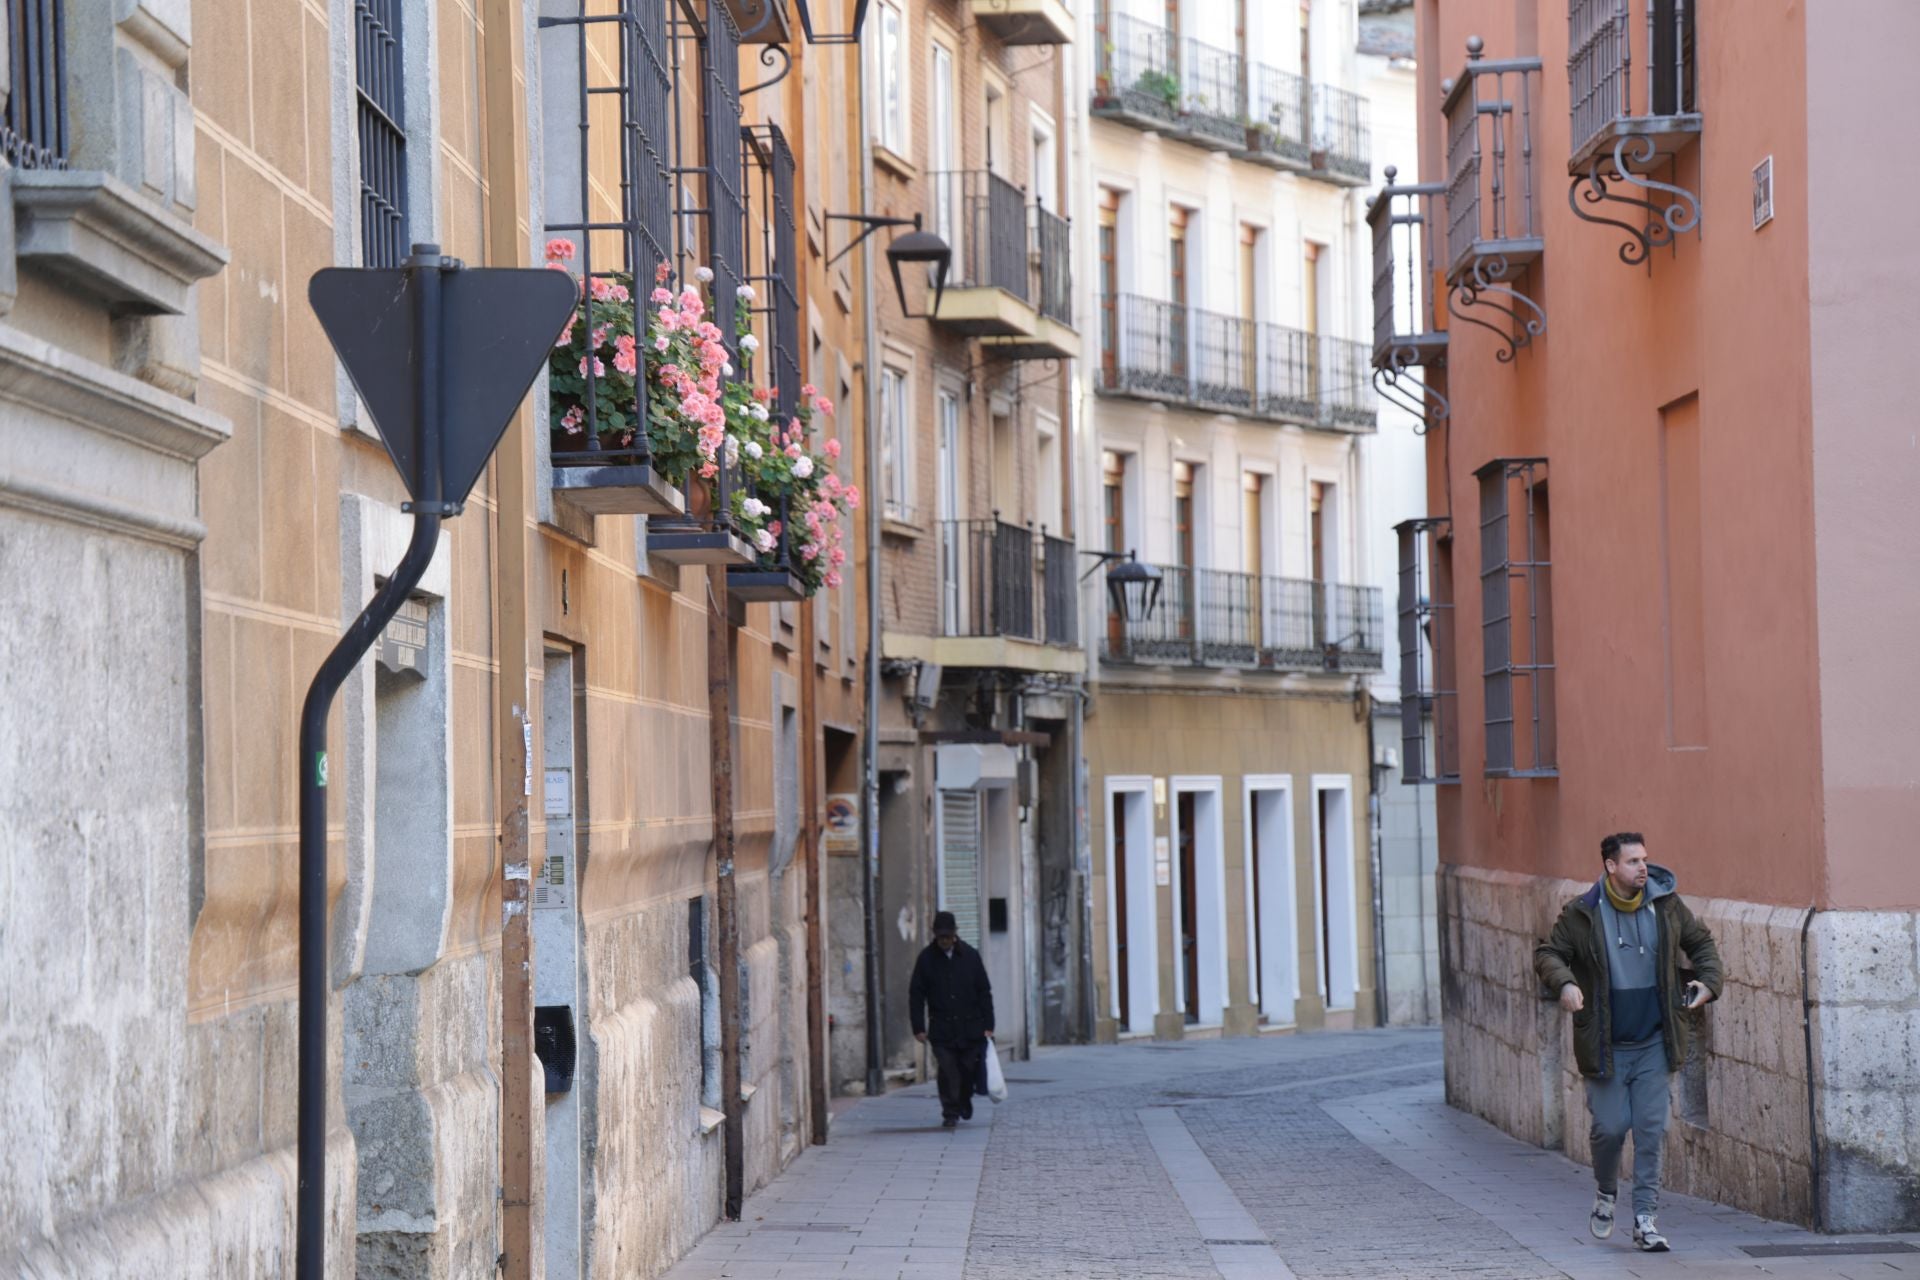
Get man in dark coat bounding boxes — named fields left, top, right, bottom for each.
left=909, top=910, right=995, bottom=1128
left=1535, top=832, right=1723, bottom=1254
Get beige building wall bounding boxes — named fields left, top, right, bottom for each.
left=1087, top=687, right=1375, bottom=1041
left=4, top=0, right=856, bottom=1273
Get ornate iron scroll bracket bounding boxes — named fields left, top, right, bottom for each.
left=1373, top=359, right=1450, bottom=431
left=741, top=44, right=791, bottom=97
left=1568, top=135, right=1702, bottom=267
left=1446, top=254, right=1546, bottom=364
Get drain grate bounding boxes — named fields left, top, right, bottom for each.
left=1742, top=1242, right=1918, bottom=1259
left=757, top=1223, right=853, bottom=1234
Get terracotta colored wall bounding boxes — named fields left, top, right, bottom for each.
left=1417, top=0, right=1825, bottom=907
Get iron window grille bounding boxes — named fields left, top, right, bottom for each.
left=540, top=0, right=676, bottom=465
left=355, top=0, right=408, bottom=268
left=737, top=122, right=803, bottom=584
left=3, top=0, right=67, bottom=171
left=931, top=169, right=1028, bottom=301
left=1395, top=517, right=1459, bottom=784
left=1477, top=458, right=1556, bottom=778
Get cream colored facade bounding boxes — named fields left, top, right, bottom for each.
left=3, top=1, right=865, bottom=1275
left=1075, top=0, right=1390, bottom=1040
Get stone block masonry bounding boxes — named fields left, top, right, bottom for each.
left=1439, top=863, right=1920, bottom=1231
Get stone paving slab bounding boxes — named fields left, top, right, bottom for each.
left=661, top=1030, right=1920, bottom=1280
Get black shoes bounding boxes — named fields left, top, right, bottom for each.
left=941, top=1116, right=958, bottom=1128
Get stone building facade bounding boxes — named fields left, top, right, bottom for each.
left=2, top=0, right=867, bottom=1274
left=1388, top=0, right=1920, bottom=1232
left=1076, top=0, right=1393, bottom=1043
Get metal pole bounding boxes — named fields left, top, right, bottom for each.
left=476, top=0, right=538, bottom=1260
left=710, top=571, right=745, bottom=1218
left=296, top=511, right=442, bottom=1280
left=857, top=35, right=887, bottom=1102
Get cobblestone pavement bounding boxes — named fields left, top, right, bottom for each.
left=662, top=1029, right=1920, bottom=1280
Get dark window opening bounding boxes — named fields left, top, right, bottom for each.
left=3, top=0, right=68, bottom=171
left=1395, top=517, right=1460, bottom=784
left=354, top=0, right=408, bottom=268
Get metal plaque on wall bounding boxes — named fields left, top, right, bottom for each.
left=376, top=598, right=429, bottom=677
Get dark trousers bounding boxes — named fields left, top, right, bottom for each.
left=932, top=1039, right=984, bottom=1120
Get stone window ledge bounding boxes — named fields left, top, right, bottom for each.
left=11, top=169, right=227, bottom=316
left=0, top=321, right=230, bottom=547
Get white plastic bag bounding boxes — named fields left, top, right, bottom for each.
left=984, top=1038, right=1008, bottom=1103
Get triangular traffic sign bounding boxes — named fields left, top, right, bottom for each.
left=309, top=259, right=579, bottom=511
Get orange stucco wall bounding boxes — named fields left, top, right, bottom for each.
left=1416, top=0, right=1835, bottom=907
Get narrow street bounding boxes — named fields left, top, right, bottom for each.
left=666, top=1030, right=1920, bottom=1280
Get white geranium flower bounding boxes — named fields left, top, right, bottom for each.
left=749, top=403, right=770, bottom=422
left=722, top=362, right=735, bottom=378
left=792, top=455, right=815, bottom=480
left=755, top=528, right=776, bottom=553
left=740, top=334, right=760, bottom=352
left=695, top=265, right=715, bottom=283
left=743, top=497, right=769, bottom=519
left=745, top=441, right=764, bottom=460
left=736, top=284, right=756, bottom=302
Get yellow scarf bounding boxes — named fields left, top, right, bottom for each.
left=1604, top=879, right=1645, bottom=914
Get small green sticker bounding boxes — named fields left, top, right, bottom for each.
left=315, top=750, right=329, bottom=787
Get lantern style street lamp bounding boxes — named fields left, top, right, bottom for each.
left=1082, top=549, right=1162, bottom=623
left=825, top=212, right=951, bottom=318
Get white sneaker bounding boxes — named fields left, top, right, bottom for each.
left=1633, top=1213, right=1669, bottom=1252
left=1589, top=1191, right=1616, bottom=1239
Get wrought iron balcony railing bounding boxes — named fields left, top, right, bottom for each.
left=932, top=168, right=1031, bottom=302
left=3, top=0, right=70, bottom=173
left=1442, top=37, right=1547, bottom=361
left=1178, top=34, right=1245, bottom=151
left=1097, top=293, right=1376, bottom=431
left=1366, top=171, right=1449, bottom=423
left=1243, top=62, right=1311, bottom=170
left=937, top=519, right=1079, bottom=648
left=1103, top=566, right=1385, bottom=673
left=1032, top=201, right=1073, bottom=327
left=1310, top=83, right=1371, bottom=186
left=1566, top=0, right=1702, bottom=264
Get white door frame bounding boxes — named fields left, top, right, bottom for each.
left=1310, top=773, right=1359, bottom=1011
left=1168, top=775, right=1228, bottom=1025
left=1103, top=775, right=1157, bottom=1032
left=1242, top=774, right=1297, bottom=1021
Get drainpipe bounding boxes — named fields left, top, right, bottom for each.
left=1365, top=693, right=1388, bottom=1028
left=857, top=41, right=887, bottom=1102
left=1799, top=905, right=1823, bottom=1230
left=1075, top=684, right=1095, bottom=1042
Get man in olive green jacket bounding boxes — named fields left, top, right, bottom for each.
left=1534, top=832, right=1723, bottom=1254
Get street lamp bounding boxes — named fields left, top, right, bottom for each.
left=1082, top=549, right=1162, bottom=623
left=825, top=212, right=950, bottom=318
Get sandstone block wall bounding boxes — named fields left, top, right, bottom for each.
left=1440, top=863, right=1920, bottom=1230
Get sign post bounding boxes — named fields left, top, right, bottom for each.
left=296, top=244, right=577, bottom=1279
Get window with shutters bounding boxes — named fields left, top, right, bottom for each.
left=1395, top=517, right=1459, bottom=784
left=939, top=791, right=982, bottom=946
left=354, top=0, right=408, bottom=268
left=1477, top=459, right=1556, bottom=778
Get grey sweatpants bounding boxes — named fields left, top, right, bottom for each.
left=1585, top=1037, right=1673, bottom=1217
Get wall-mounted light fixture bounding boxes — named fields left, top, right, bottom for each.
left=825, top=212, right=950, bottom=318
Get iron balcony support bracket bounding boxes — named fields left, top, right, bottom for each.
left=1372, top=357, right=1451, bottom=430
left=1568, top=134, right=1702, bottom=267
left=1447, top=253, right=1546, bottom=365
